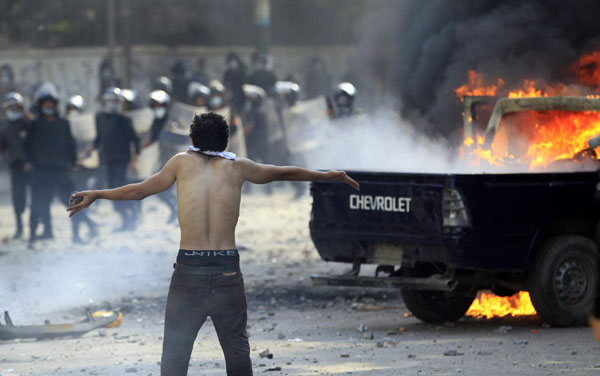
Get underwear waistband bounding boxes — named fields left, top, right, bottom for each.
left=176, top=249, right=240, bottom=266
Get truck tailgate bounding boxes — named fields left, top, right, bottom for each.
left=310, top=172, right=446, bottom=244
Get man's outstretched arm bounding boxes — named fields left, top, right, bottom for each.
left=67, top=154, right=180, bottom=217
left=236, top=158, right=360, bottom=190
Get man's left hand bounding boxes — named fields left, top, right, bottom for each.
left=326, top=170, right=360, bottom=191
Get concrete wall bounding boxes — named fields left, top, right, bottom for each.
left=0, top=45, right=354, bottom=112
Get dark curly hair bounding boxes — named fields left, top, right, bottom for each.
left=189, top=112, right=229, bottom=152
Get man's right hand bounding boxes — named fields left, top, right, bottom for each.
left=326, top=170, right=360, bottom=191
left=67, top=191, right=98, bottom=217
left=24, top=162, right=34, bottom=173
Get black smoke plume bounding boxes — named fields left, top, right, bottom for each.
left=354, top=0, right=600, bottom=134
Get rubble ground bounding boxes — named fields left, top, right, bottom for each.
left=1, top=189, right=599, bottom=375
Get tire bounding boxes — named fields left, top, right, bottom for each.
left=527, top=235, right=598, bottom=327
left=401, top=287, right=477, bottom=323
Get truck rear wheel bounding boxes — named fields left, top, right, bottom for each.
left=527, top=235, right=598, bottom=326
left=401, top=287, right=476, bottom=323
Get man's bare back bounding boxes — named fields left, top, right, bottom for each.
left=66, top=112, right=359, bottom=376
left=67, top=150, right=359, bottom=250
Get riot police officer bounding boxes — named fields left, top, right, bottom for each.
left=332, top=82, right=358, bottom=118
left=142, top=90, right=177, bottom=223
left=25, top=89, right=97, bottom=243
left=243, top=84, right=269, bottom=165
left=223, top=52, right=246, bottom=113
left=171, top=60, right=190, bottom=103
left=143, top=90, right=172, bottom=147
left=0, top=92, right=30, bottom=238
left=93, top=87, right=141, bottom=231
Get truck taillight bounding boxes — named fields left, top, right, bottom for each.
left=443, top=188, right=471, bottom=228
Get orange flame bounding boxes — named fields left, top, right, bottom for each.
left=456, top=56, right=600, bottom=171
left=455, top=70, right=504, bottom=101
left=463, top=110, right=600, bottom=170
left=467, top=291, right=537, bottom=319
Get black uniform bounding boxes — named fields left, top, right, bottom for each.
left=0, top=117, right=30, bottom=235
left=94, top=113, right=140, bottom=229
left=247, top=69, right=277, bottom=94
left=223, top=69, right=246, bottom=112
left=149, top=115, right=168, bottom=145
left=26, top=116, right=92, bottom=241
left=149, top=115, right=178, bottom=224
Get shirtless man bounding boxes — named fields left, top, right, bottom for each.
left=67, top=112, right=359, bottom=376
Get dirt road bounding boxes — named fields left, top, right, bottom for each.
left=1, top=190, right=599, bottom=375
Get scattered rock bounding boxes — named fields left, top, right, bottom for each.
left=259, top=348, right=273, bottom=359
left=125, top=367, right=138, bottom=373
left=361, top=332, right=374, bottom=340
left=358, top=323, right=367, bottom=332
left=98, top=328, right=106, bottom=337
left=443, top=350, right=464, bottom=356
left=408, top=354, right=416, bottom=359
left=496, top=326, right=512, bottom=333
left=352, top=303, right=401, bottom=311
left=340, top=353, right=350, bottom=358
left=263, top=367, right=282, bottom=372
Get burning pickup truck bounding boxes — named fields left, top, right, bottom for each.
left=309, top=96, right=600, bottom=326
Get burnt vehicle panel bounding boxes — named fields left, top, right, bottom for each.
left=309, top=96, right=600, bottom=327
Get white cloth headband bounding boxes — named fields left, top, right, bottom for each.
left=187, top=145, right=237, bottom=160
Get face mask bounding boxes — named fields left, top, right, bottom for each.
left=104, top=102, right=121, bottom=114
left=210, top=96, right=223, bottom=108
left=41, top=107, right=56, bottom=116
left=6, top=110, right=22, bottom=121
left=154, top=107, right=167, bottom=119
left=229, top=60, right=239, bottom=70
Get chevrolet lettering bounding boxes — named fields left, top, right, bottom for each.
left=349, top=194, right=411, bottom=213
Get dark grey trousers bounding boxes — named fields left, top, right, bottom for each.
left=161, top=269, right=252, bottom=376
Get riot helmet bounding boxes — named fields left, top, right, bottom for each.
left=121, top=89, right=137, bottom=111
left=153, top=76, right=173, bottom=94
left=188, top=82, right=211, bottom=107
left=3, top=92, right=25, bottom=121
left=66, top=95, right=85, bottom=115
left=102, top=87, right=123, bottom=114
left=2, top=92, right=25, bottom=108
left=243, top=84, right=266, bottom=111
left=333, top=82, right=356, bottom=117
left=207, top=80, right=226, bottom=110
left=274, top=81, right=301, bottom=106
left=149, top=90, right=171, bottom=119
